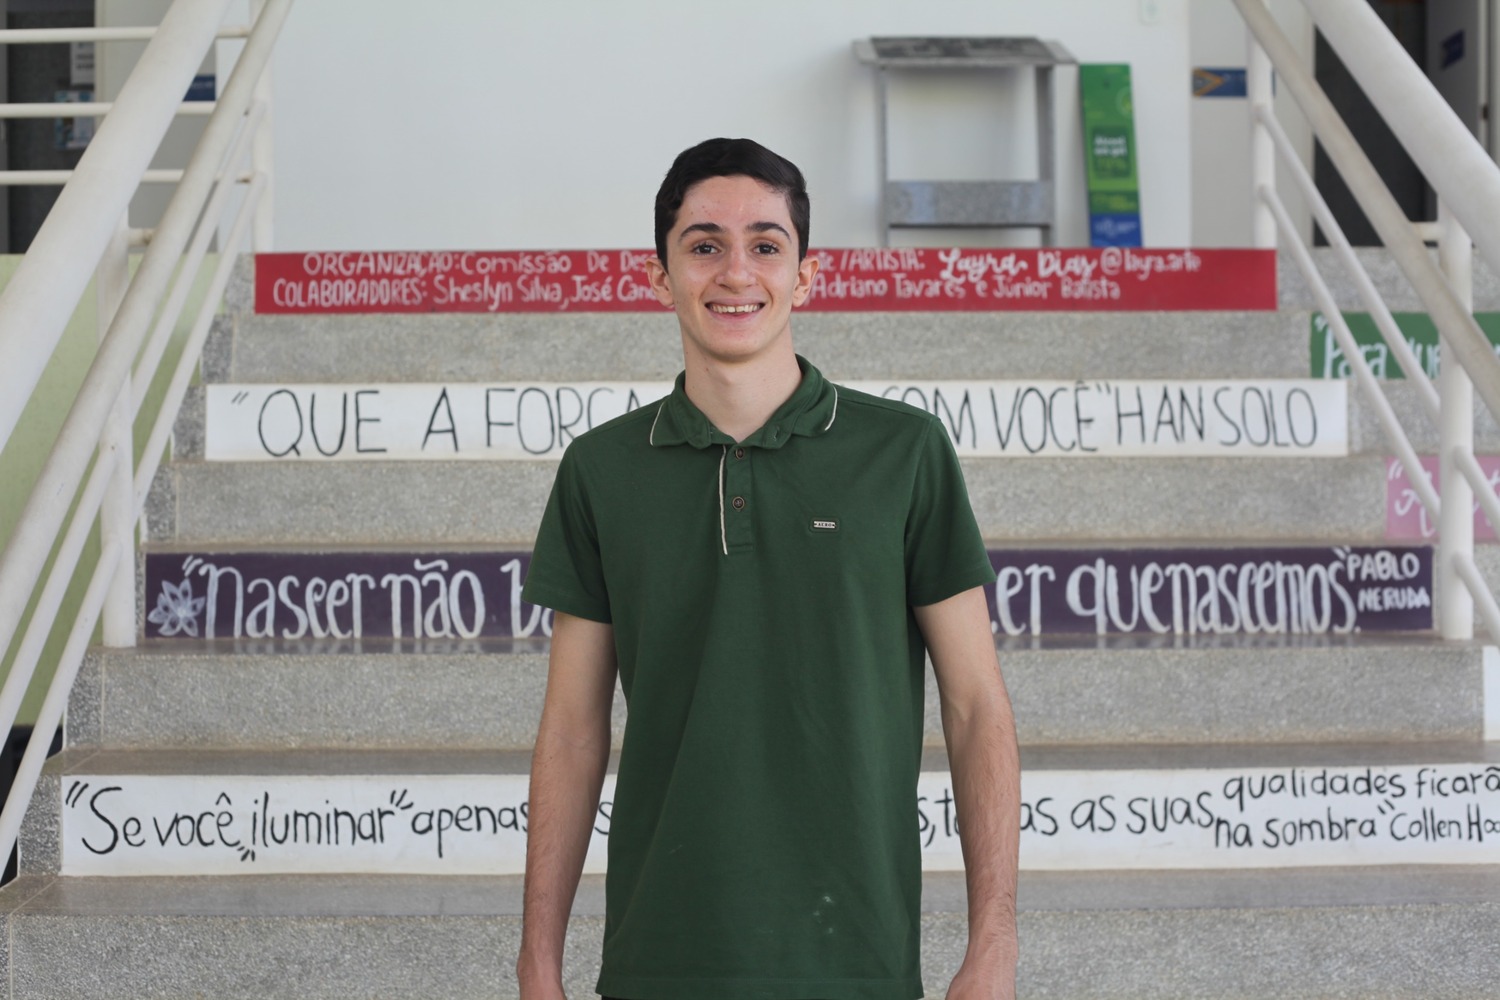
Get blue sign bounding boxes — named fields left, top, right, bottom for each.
left=185, top=74, right=215, bottom=102
left=1192, top=67, right=1247, bottom=98
left=1441, top=30, right=1465, bottom=70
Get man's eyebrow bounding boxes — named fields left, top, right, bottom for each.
left=677, top=221, right=791, bottom=241
left=677, top=222, right=724, bottom=242
left=747, top=221, right=792, bottom=239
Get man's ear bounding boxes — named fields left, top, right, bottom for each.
left=791, top=254, right=819, bottom=307
left=645, top=256, right=675, bottom=309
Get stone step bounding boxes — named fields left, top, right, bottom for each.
left=224, top=248, right=1500, bottom=309
left=0, top=863, right=1495, bottom=997
left=206, top=308, right=1316, bottom=384
left=22, top=742, right=1500, bottom=879
left=166, top=376, right=1500, bottom=463
left=144, top=455, right=1389, bottom=547
left=69, top=636, right=1489, bottom=753
left=216, top=248, right=1500, bottom=375
left=1278, top=246, right=1500, bottom=312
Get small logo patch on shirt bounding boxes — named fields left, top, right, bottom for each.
left=811, top=518, right=839, bottom=532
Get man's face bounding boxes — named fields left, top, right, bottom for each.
left=646, top=175, right=818, bottom=368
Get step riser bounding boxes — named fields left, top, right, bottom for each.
left=1278, top=248, right=1500, bottom=312
left=31, top=761, right=1500, bottom=877
left=222, top=248, right=1500, bottom=316
left=211, top=311, right=1316, bottom=383
left=170, top=379, right=1500, bottom=462
left=147, top=457, right=1390, bottom=547
left=68, top=645, right=1486, bottom=752
left=136, top=546, right=1438, bottom=644
left=5, top=901, right=1497, bottom=1000
left=192, top=378, right=1353, bottom=461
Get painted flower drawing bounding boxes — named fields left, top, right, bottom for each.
left=147, top=579, right=206, bottom=637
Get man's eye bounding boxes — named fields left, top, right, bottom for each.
left=754, top=243, right=780, bottom=254
left=690, top=243, right=718, bottom=255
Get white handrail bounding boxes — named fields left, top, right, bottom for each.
left=1253, top=105, right=1439, bottom=419
left=0, top=541, right=123, bottom=860
left=136, top=173, right=267, bottom=510
left=0, top=453, right=117, bottom=747
left=1232, top=0, right=1500, bottom=424
left=0, top=0, right=232, bottom=450
left=131, top=100, right=267, bottom=414
left=1238, top=0, right=1500, bottom=641
left=0, top=0, right=293, bottom=667
left=0, top=0, right=291, bottom=871
left=0, top=170, right=194, bottom=185
left=0, top=103, right=215, bottom=119
left=0, top=26, right=251, bottom=43
left=1454, top=553, right=1500, bottom=644
left=1454, top=450, right=1500, bottom=540
left=1301, top=0, right=1500, bottom=276
left=1260, top=185, right=1441, bottom=517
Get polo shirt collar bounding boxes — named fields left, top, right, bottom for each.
left=648, top=355, right=840, bottom=450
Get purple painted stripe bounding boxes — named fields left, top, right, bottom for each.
left=144, top=545, right=1432, bottom=642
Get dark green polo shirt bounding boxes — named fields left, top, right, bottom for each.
left=523, top=357, right=995, bottom=1000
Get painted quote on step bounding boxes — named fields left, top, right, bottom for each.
left=205, top=379, right=1346, bottom=461
left=142, top=546, right=1433, bottom=642
left=60, top=764, right=1500, bottom=876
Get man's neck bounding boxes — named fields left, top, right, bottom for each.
left=682, top=348, right=803, bottom=443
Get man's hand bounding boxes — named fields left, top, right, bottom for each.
left=915, top=587, right=1020, bottom=1000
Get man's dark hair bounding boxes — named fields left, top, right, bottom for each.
left=653, top=137, right=810, bottom=267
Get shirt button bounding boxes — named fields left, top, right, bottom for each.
left=734, top=447, right=746, bottom=460
left=731, top=495, right=746, bottom=511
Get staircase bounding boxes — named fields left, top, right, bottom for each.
left=1, top=248, right=1498, bottom=999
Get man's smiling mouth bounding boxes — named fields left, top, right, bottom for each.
left=709, top=303, right=763, bottom=314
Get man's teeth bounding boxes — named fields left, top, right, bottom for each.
left=711, top=304, right=760, bottom=313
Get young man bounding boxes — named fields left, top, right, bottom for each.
left=517, top=138, right=1019, bottom=1000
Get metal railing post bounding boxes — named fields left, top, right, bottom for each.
left=96, top=216, right=136, bottom=647
left=250, top=0, right=274, bottom=250
left=1439, top=200, right=1476, bottom=639
left=1248, top=37, right=1276, bottom=248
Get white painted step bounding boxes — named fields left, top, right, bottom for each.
left=23, top=744, right=1500, bottom=878
left=169, top=379, right=1500, bottom=462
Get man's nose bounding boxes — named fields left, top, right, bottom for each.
left=717, top=245, right=753, bottom=287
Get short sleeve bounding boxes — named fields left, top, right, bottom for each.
left=904, top=419, right=996, bottom=606
left=522, top=447, right=612, bottom=623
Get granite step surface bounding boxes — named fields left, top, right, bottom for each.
left=70, top=637, right=1490, bottom=753
left=206, top=308, right=1317, bottom=383
left=144, top=455, right=1390, bottom=547
left=0, top=865, right=1496, bottom=999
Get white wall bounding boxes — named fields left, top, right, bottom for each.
left=250, top=0, right=1193, bottom=251
left=1190, top=0, right=1315, bottom=246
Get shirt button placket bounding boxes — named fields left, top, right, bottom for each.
left=725, top=447, right=753, bottom=550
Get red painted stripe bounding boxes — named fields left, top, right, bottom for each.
left=255, top=248, right=1277, bottom=315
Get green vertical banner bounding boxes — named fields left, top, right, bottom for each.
left=1080, top=64, right=1143, bottom=247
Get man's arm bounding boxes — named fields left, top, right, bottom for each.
left=914, top=586, right=1020, bottom=1000
left=516, top=611, right=618, bottom=1000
